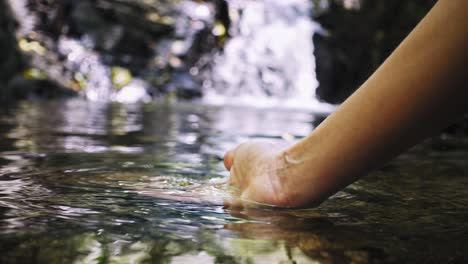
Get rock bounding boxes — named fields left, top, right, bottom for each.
left=6, top=76, right=75, bottom=100
left=170, top=71, right=202, bottom=99
left=0, top=1, right=24, bottom=101
left=313, top=0, right=437, bottom=103
left=69, top=0, right=173, bottom=56
left=19, top=0, right=221, bottom=101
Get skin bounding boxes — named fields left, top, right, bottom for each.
left=224, top=0, right=468, bottom=208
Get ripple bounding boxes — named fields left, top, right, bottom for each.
left=0, top=99, right=466, bottom=263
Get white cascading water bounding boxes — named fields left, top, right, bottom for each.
left=204, top=0, right=335, bottom=112
left=10, top=0, right=335, bottom=111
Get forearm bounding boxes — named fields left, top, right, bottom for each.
left=280, top=0, right=468, bottom=207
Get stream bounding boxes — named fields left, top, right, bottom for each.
left=0, top=99, right=467, bottom=263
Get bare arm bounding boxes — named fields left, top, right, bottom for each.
left=224, top=0, right=468, bottom=208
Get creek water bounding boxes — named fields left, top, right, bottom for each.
left=0, top=99, right=467, bottom=263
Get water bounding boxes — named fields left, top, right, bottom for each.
left=0, top=99, right=467, bottom=263
left=206, top=0, right=334, bottom=112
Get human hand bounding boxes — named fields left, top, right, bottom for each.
left=223, top=141, right=293, bottom=208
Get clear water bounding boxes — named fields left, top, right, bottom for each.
left=0, top=99, right=467, bottom=263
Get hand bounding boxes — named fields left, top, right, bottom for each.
left=223, top=141, right=292, bottom=208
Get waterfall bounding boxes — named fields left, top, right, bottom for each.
left=204, top=0, right=335, bottom=112
left=7, top=0, right=336, bottom=111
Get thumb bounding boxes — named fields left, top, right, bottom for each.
left=223, top=149, right=235, bottom=171
left=222, top=187, right=253, bottom=210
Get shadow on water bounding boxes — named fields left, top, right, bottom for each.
left=0, top=99, right=467, bottom=263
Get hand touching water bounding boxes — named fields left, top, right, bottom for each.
left=224, top=0, right=468, bottom=209
left=223, top=141, right=294, bottom=208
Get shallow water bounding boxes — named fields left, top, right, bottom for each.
left=0, top=99, right=467, bottom=263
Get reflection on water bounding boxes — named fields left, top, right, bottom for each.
left=0, top=99, right=467, bottom=263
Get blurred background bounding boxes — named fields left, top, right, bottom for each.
left=1, top=0, right=437, bottom=105
left=2, top=1, right=468, bottom=263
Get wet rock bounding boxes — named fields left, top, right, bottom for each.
left=69, top=1, right=174, bottom=56
left=170, top=71, right=202, bottom=99
left=9, top=0, right=222, bottom=101
left=7, top=76, right=75, bottom=100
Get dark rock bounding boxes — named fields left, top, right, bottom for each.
left=0, top=0, right=78, bottom=102
left=68, top=0, right=173, bottom=56
left=170, top=71, right=202, bottom=99
left=6, top=76, right=75, bottom=100
left=313, top=0, right=437, bottom=103
left=18, top=0, right=221, bottom=100
left=0, top=1, right=24, bottom=100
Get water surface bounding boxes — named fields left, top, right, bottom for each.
left=0, top=99, right=467, bottom=263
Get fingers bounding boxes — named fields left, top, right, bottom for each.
left=222, top=187, right=256, bottom=210
left=223, top=196, right=244, bottom=210
left=223, top=148, right=235, bottom=170
left=228, top=164, right=237, bottom=185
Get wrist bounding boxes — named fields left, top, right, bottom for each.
left=275, top=133, right=337, bottom=207
left=273, top=145, right=323, bottom=207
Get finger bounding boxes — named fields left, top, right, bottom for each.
left=229, top=164, right=247, bottom=188
left=228, top=164, right=236, bottom=184
left=223, top=186, right=255, bottom=210
left=223, top=149, right=236, bottom=170
left=223, top=195, right=245, bottom=210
